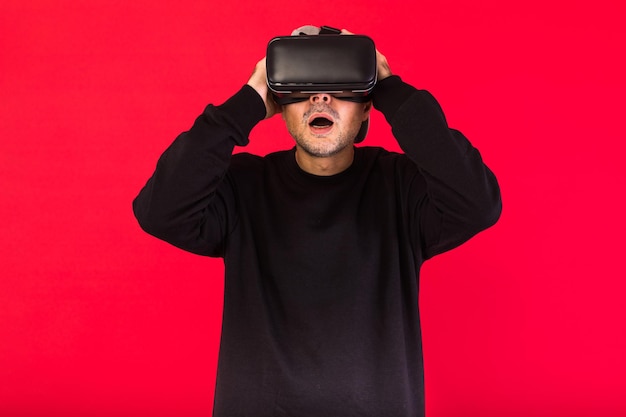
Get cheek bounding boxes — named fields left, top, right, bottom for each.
left=339, top=104, right=368, bottom=123
left=282, top=111, right=305, bottom=138
left=344, top=109, right=367, bottom=128
left=283, top=106, right=304, bottom=127
left=283, top=113, right=299, bottom=132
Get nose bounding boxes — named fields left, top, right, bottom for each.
left=309, top=93, right=332, bottom=104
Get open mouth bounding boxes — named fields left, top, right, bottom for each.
left=308, top=114, right=334, bottom=131
left=309, top=117, right=333, bottom=128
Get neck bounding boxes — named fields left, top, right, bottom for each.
left=294, top=145, right=355, bottom=176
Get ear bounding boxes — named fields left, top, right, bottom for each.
left=362, top=101, right=373, bottom=121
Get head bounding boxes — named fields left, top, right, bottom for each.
left=282, top=93, right=372, bottom=158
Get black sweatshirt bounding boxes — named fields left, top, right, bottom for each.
left=133, top=76, right=501, bottom=417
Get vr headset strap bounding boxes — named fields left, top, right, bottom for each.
left=319, top=26, right=342, bottom=35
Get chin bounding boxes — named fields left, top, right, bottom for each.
left=298, top=139, right=352, bottom=158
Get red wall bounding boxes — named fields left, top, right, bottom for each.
left=1, top=0, right=625, bottom=416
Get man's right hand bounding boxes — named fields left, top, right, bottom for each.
left=246, top=58, right=282, bottom=119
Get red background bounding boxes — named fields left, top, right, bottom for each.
left=1, top=0, right=625, bottom=416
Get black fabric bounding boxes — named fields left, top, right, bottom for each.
left=133, top=76, right=501, bottom=417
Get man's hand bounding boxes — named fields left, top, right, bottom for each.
left=246, top=58, right=281, bottom=119
left=374, top=50, right=392, bottom=81
left=341, top=29, right=392, bottom=81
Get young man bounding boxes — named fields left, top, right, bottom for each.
left=133, top=30, right=501, bottom=417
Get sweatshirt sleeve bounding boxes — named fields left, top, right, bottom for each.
left=132, top=85, right=266, bottom=256
left=373, top=76, right=502, bottom=259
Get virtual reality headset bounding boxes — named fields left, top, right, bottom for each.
left=266, top=27, right=377, bottom=106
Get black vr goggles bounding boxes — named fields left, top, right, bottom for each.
left=266, top=25, right=377, bottom=142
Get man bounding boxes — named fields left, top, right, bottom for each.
left=133, top=27, right=501, bottom=417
